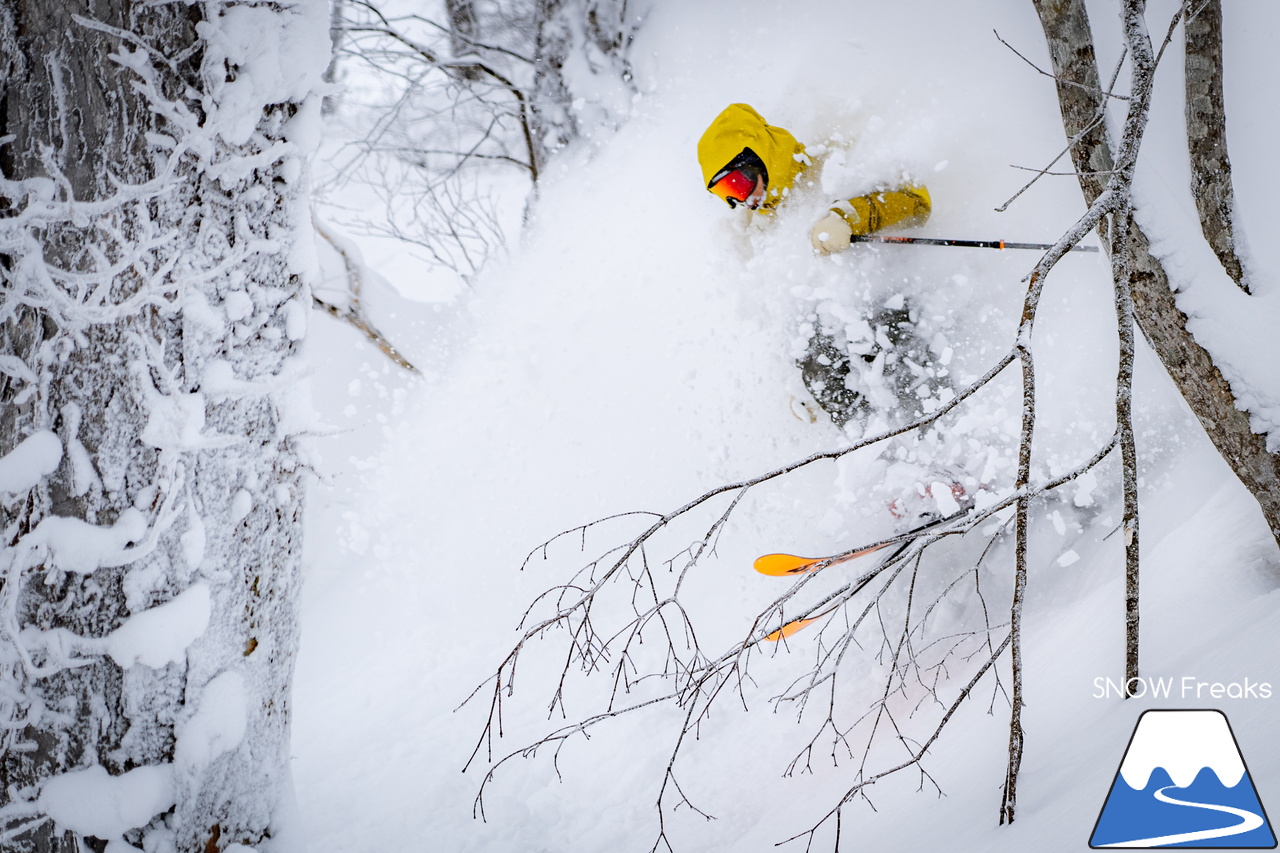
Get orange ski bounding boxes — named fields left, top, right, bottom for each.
left=753, top=543, right=890, bottom=576
left=765, top=612, right=832, bottom=641
left=753, top=509, right=970, bottom=577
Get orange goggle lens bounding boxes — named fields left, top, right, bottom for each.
left=709, top=169, right=755, bottom=206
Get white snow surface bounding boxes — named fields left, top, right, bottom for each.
left=38, top=763, right=175, bottom=840
left=104, top=582, right=212, bottom=670
left=26, top=508, right=149, bottom=573
left=196, top=0, right=331, bottom=147
left=139, top=388, right=228, bottom=452
left=293, top=1, right=1280, bottom=852
left=1118, top=710, right=1245, bottom=790
left=175, top=671, right=249, bottom=783
left=0, top=430, right=61, bottom=494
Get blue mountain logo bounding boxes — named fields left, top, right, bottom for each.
left=1090, top=709, right=1276, bottom=848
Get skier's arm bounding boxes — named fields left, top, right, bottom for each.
left=834, top=185, right=931, bottom=236
left=810, top=185, right=932, bottom=254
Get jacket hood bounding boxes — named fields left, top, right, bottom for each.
left=697, top=104, right=808, bottom=208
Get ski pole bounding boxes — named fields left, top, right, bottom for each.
left=850, top=234, right=1100, bottom=252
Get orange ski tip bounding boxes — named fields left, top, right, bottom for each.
left=765, top=617, right=820, bottom=642
left=753, top=553, right=817, bottom=576
left=753, top=542, right=889, bottom=576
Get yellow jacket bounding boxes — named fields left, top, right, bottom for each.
left=696, top=104, right=931, bottom=235
left=697, top=104, right=808, bottom=211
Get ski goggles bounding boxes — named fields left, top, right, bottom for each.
left=708, top=167, right=759, bottom=208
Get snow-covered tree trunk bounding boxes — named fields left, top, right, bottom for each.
left=1032, top=0, right=1280, bottom=551
left=324, top=0, right=347, bottom=114
left=529, top=0, right=636, bottom=172
left=0, top=2, right=326, bottom=850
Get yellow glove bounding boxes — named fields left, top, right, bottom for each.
left=809, top=211, right=854, bottom=254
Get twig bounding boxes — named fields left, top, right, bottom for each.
left=313, top=222, right=421, bottom=375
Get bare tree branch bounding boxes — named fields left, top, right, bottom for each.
left=313, top=223, right=421, bottom=375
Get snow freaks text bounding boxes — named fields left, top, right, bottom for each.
left=1093, top=677, right=1274, bottom=700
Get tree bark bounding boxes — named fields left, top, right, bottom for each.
left=530, top=0, right=576, bottom=173
left=529, top=0, right=636, bottom=172
left=1032, top=0, right=1115, bottom=247
left=445, top=0, right=483, bottom=80
left=1184, top=0, right=1249, bottom=292
left=0, top=2, right=319, bottom=849
left=1031, top=0, right=1280, bottom=550
left=324, top=0, right=347, bottom=114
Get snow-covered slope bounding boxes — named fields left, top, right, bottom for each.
left=291, top=1, right=1280, bottom=851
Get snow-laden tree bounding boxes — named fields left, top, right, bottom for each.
left=0, top=1, right=327, bottom=849
left=1033, top=0, right=1278, bottom=548
left=321, top=0, right=638, bottom=286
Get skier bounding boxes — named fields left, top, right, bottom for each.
left=699, top=106, right=988, bottom=577
left=696, top=103, right=945, bottom=428
left=697, top=103, right=932, bottom=253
